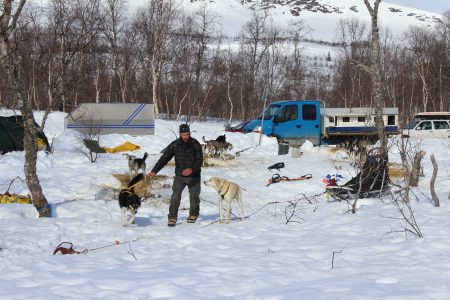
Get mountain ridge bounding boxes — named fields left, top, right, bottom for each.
left=183, top=0, right=443, bottom=41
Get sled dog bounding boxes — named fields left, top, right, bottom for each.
left=124, top=152, right=148, bottom=179
left=204, top=177, right=244, bottom=223
left=118, top=173, right=144, bottom=226
left=215, top=134, right=226, bottom=143
left=202, top=137, right=233, bottom=160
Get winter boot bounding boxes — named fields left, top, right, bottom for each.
left=168, top=218, right=177, bottom=227
left=187, top=215, right=198, bottom=223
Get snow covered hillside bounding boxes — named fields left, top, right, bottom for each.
left=0, top=111, right=449, bottom=299
left=145, top=0, right=445, bottom=41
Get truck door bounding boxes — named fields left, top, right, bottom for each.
left=432, top=121, right=450, bottom=138
left=412, top=121, right=432, bottom=138
left=300, top=103, right=321, bottom=145
left=272, top=104, right=299, bottom=140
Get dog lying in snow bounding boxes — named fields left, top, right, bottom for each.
left=118, top=173, right=144, bottom=226
left=204, top=177, right=244, bottom=224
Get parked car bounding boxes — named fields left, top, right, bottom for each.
left=402, top=119, right=450, bottom=138
left=225, top=121, right=249, bottom=133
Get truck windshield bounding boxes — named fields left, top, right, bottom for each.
left=261, top=104, right=281, bottom=120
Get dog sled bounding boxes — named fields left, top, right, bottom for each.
left=327, top=185, right=391, bottom=201
left=327, top=153, right=391, bottom=201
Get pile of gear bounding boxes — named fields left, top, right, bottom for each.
left=325, top=151, right=390, bottom=201
left=0, top=193, right=32, bottom=204
left=266, top=162, right=312, bottom=186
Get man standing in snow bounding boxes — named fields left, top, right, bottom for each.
left=147, top=124, right=203, bottom=227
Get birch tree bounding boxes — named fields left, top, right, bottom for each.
left=150, top=0, right=176, bottom=115
left=104, top=0, right=126, bottom=102
left=363, top=0, right=387, bottom=155
left=0, top=0, right=50, bottom=217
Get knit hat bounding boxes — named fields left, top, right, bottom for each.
left=179, top=124, right=190, bottom=134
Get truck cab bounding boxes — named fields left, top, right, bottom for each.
left=243, top=100, right=321, bottom=145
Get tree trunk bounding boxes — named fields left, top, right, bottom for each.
left=227, top=77, right=234, bottom=123
left=59, top=24, right=66, bottom=112
left=0, top=0, right=50, bottom=217
left=41, top=58, right=56, bottom=131
left=240, top=84, right=245, bottom=120
left=408, top=150, right=426, bottom=187
left=94, top=70, right=101, bottom=103
left=21, top=91, right=50, bottom=217
left=119, top=69, right=128, bottom=103
left=363, top=0, right=387, bottom=157
left=152, top=64, right=160, bottom=115
left=177, top=85, right=190, bottom=119
left=92, top=46, right=101, bottom=103
left=74, top=49, right=84, bottom=107
left=196, top=84, right=212, bottom=119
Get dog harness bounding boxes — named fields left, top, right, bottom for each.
left=218, top=182, right=232, bottom=199
left=121, top=180, right=142, bottom=194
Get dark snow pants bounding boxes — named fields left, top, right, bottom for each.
left=168, top=175, right=201, bottom=219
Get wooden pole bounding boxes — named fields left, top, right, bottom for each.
left=430, top=154, right=440, bottom=207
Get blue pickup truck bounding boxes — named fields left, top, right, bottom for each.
left=243, top=100, right=399, bottom=146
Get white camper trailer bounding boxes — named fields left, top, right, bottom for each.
left=65, top=103, right=155, bottom=135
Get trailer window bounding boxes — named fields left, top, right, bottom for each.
left=277, top=105, right=298, bottom=122
left=343, top=117, right=350, bottom=122
left=358, top=117, right=365, bottom=122
left=302, top=104, right=316, bottom=120
left=328, top=117, right=334, bottom=123
left=388, top=115, right=396, bottom=125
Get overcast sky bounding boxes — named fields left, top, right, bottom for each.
left=384, top=0, right=449, bottom=14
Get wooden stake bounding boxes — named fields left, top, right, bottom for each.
left=430, top=154, right=440, bottom=207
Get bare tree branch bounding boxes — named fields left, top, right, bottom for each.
left=8, top=0, right=26, bottom=34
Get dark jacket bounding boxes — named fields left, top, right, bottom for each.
left=152, top=137, right=203, bottom=177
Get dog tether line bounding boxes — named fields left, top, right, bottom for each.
left=121, top=179, right=145, bottom=194
left=52, top=239, right=139, bottom=255
left=200, top=191, right=326, bottom=228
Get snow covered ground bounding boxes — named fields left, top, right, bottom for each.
left=0, top=111, right=449, bottom=299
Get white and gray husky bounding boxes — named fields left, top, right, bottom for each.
left=124, top=152, right=148, bottom=179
